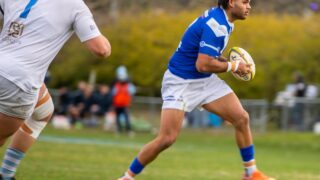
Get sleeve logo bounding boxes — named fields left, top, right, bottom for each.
left=200, top=41, right=220, bottom=53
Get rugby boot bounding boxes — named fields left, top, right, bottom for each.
left=242, top=170, right=276, bottom=180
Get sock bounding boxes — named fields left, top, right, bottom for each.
left=129, top=157, right=144, bottom=175
left=0, top=148, right=25, bottom=179
left=240, top=145, right=257, bottom=176
left=123, top=172, right=134, bottom=180
left=244, top=163, right=257, bottom=177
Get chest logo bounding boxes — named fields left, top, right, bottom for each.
left=8, top=22, right=24, bottom=38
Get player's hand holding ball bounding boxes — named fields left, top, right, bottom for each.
left=236, top=61, right=252, bottom=76
left=227, top=47, right=256, bottom=81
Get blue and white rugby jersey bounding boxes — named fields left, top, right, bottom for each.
left=168, top=7, right=234, bottom=79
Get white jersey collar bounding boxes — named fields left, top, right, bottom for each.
left=220, top=7, right=234, bottom=31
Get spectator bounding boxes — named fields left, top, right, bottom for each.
left=291, top=72, right=307, bottom=130
left=81, top=84, right=100, bottom=127
left=293, top=72, right=307, bottom=98
left=112, top=66, right=136, bottom=133
left=56, top=86, right=72, bottom=115
left=68, top=81, right=87, bottom=126
left=96, top=84, right=113, bottom=116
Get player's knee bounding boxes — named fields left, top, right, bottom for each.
left=20, top=91, right=54, bottom=139
left=158, top=134, right=178, bottom=149
left=32, top=92, right=54, bottom=122
left=233, top=111, right=250, bottom=129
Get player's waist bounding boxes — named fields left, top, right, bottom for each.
left=167, top=66, right=212, bottom=80
left=168, top=57, right=212, bottom=80
left=0, top=62, right=44, bottom=93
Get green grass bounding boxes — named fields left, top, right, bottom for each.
left=1, top=127, right=320, bottom=180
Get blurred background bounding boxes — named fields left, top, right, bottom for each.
left=45, top=0, right=320, bottom=133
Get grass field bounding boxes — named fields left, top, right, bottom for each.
left=1, top=126, right=319, bottom=180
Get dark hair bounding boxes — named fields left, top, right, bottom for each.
left=218, top=0, right=229, bottom=9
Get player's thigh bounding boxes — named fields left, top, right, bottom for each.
left=202, top=93, right=247, bottom=123
left=0, top=76, right=38, bottom=120
left=0, top=113, right=24, bottom=143
left=158, top=109, right=185, bottom=137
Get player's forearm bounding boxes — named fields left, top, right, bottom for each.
left=84, top=35, right=111, bottom=58
left=197, top=60, right=229, bottom=73
left=96, top=36, right=111, bottom=58
left=218, top=56, right=228, bottom=62
left=196, top=54, right=229, bottom=73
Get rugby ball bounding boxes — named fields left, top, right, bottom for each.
left=228, top=47, right=255, bottom=81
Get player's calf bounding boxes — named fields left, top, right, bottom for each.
left=0, top=114, right=26, bottom=147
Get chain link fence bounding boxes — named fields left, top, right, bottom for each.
left=49, top=88, right=320, bottom=133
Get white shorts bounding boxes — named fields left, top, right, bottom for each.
left=161, top=70, right=233, bottom=112
left=0, top=75, right=39, bottom=119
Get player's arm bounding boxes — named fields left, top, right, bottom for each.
left=83, top=35, right=111, bottom=58
left=196, top=53, right=228, bottom=73
left=196, top=53, right=251, bottom=74
left=217, top=56, right=228, bottom=62
left=197, top=21, right=251, bottom=74
left=74, top=1, right=111, bottom=58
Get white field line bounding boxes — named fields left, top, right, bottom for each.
left=39, top=135, right=217, bottom=152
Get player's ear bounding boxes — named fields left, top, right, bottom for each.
left=229, top=0, right=235, bottom=8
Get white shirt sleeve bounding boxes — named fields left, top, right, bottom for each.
left=73, top=1, right=101, bottom=42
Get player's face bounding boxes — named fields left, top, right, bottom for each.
left=230, top=0, right=251, bottom=20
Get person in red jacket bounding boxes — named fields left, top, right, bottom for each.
left=112, top=66, right=136, bottom=133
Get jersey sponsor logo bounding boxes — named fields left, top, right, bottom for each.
left=1, top=36, right=22, bottom=45
left=8, top=22, right=24, bottom=38
left=206, top=18, right=228, bottom=37
left=200, top=41, right=220, bottom=53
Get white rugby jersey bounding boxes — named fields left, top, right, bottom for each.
left=0, top=0, right=101, bottom=93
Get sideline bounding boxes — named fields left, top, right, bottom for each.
left=39, top=135, right=143, bottom=149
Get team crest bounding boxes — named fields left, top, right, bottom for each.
left=8, top=22, right=24, bottom=38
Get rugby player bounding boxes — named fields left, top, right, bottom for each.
left=118, top=0, right=274, bottom=180
left=0, top=0, right=111, bottom=179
